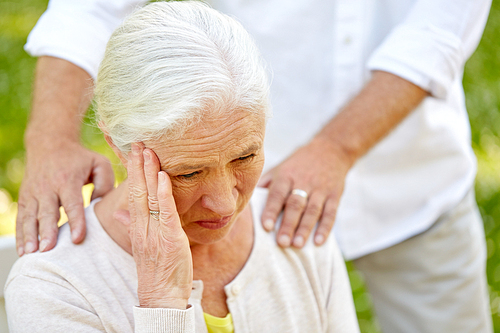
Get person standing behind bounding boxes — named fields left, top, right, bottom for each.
left=17, top=0, right=493, bottom=332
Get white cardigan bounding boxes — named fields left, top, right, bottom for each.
left=5, top=188, right=359, bottom=333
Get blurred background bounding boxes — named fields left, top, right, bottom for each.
left=1, top=0, right=500, bottom=332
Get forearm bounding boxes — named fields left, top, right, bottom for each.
left=314, top=71, right=428, bottom=167
left=25, top=56, right=93, bottom=149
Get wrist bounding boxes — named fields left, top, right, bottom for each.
left=310, top=134, right=359, bottom=170
left=137, top=283, right=192, bottom=310
left=24, top=124, right=80, bottom=150
left=138, top=296, right=190, bottom=310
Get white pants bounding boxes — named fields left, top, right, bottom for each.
left=354, top=190, right=493, bottom=333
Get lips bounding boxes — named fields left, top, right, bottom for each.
left=194, top=215, right=232, bottom=230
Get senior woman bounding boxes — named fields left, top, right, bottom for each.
left=6, top=2, right=359, bottom=332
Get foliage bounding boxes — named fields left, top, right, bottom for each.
left=1, top=0, right=500, bottom=331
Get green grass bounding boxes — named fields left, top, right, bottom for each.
left=1, top=0, right=500, bottom=331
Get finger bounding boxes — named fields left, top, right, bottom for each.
left=277, top=189, right=308, bottom=247
left=90, top=155, right=115, bottom=200
left=314, top=195, right=339, bottom=245
left=58, top=181, right=86, bottom=244
left=257, top=170, right=273, bottom=188
left=15, top=209, right=25, bottom=256
left=127, top=179, right=137, bottom=228
left=16, top=192, right=38, bottom=256
left=260, top=177, right=292, bottom=231
left=35, top=190, right=61, bottom=252
left=143, top=149, right=161, bottom=211
left=157, top=171, right=181, bottom=231
left=113, top=209, right=131, bottom=227
left=129, top=143, right=148, bottom=220
left=128, top=143, right=150, bottom=247
left=291, top=192, right=325, bottom=248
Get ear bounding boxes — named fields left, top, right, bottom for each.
left=99, top=121, right=129, bottom=167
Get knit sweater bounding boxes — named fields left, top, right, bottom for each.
left=5, top=188, right=359, bottom=332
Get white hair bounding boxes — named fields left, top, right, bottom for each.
left=94, top=1, right=271, bottom=153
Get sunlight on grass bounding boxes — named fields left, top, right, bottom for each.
left=1, top=0, right=500, bottom=332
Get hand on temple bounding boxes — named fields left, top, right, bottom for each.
left=126, top=143, right=192, bottom=309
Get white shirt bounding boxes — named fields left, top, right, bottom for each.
left=5, top=189, right=359, bottom=333
left=25, top=0, right=491, bottom=259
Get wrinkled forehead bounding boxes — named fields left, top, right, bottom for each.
left=145, top=109, right=266, bottom=168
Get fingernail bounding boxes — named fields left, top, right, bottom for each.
left=17, top=247, right=24, bottom=257
left=157, top=171, right=164, bottom=184
left=278, top=234, right=291, bottom=247
left=314, top=234, right=325, bottom=245
left=293, top=236, right=304, bottom=248
left=143, top=150, right=150, bottom=162
left=71, top=230, right=80, bottom=243
left=263, top=218, right=274, bottom=230
left=25, top=242, right=36, bottom=254
left=39, top=239, right=49, bottom=252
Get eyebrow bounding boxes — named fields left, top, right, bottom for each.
left=164, top=142, right=262, bottom=174
left=229, top=143, right=261, bottom=160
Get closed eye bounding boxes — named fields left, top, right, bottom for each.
left=234, top=154, right=255, bottom=162
left=179, top=171, right=200, bottom=179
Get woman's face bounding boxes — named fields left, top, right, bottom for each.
left=145, top=109, right=266, bottom=246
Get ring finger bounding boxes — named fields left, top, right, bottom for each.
left=292, top=192, right=325, bottom=248
left=277, top=188, right=309, bottom=247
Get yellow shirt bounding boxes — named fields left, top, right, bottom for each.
left=203, top=312, right=234, bottom=333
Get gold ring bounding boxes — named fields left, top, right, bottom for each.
left=149, top=210, right=160, bottom=221
left=291, top=189, right=308, bottom=200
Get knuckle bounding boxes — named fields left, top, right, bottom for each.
left=147, top=195, right=159, bottom=206
left=305, top=202, right=323, bottom=217
left=279, top=224, right=296, bottom=236
left=319, top=214, right=336, bottom=231
left=321, top=206, right=337, bottom=223
left=37, top=211, right=59, bottom=223
left=63, top=201, right=83, bottom=214
left=134, top=231, right=147, bottom=247
left=160, top=211, right=176, bottom=222
left=15, top=225, right=24, bottom=239
left=40, top=225, right=58, bottom=236
left=286, top=197, right=306, bottom=211
left=18, top=212, right=37, bottom=225
left=22, top=223, right=38, bottom=238
left=316, top=224, right=332, bottom=237
left=132, top=187, right=148, bottom=200
left=268, top=190, right=288, bottom=206
left=52, top=173, right=71, bottom=189
left=295, top=225, right=313, bottom=238
left=280, top=216, right=300, bottom=231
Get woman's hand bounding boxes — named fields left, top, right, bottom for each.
left=127, top=143, right=193, bottom=309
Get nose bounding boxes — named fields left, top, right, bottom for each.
left=200, top=171, right=238, bottom=217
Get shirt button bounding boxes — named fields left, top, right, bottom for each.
left=343, top=36, right=352, bottom=45
left=231, top=284, right=241, bottom=295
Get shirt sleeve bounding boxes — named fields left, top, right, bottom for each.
left=325, top=242, right=361, bottom=333
left=5, top=274, right=196, bottom=333
left=5, top=275, right=106, bottom=332
left=24, top=0, right=150, bottom=79
left=367, top=0, right=491, bottom=99
left=133, top=306, right=195, bottom=333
